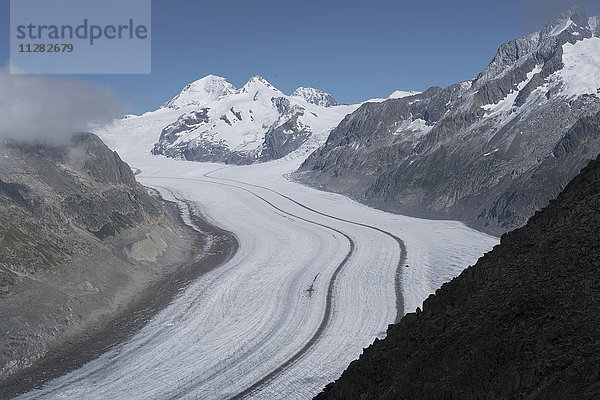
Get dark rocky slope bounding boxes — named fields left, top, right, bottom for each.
left=0, top=133, right=201, bottom=383
left=298, top=7, right=600, bottom=235
left=315, top=153, right=600, bottom=399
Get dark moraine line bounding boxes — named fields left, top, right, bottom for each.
left=153, top=177, right=356, bottom=400
left=1, top=194, right=238, bottom=400
left=203, top=168, right=407, bottom=323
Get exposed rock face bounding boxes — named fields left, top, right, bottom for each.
left=298, top=6, right=600, bottom=235
left=0, top=133, right=195, bottom=381
left=0, top=133, right=160, bottom=270
left=315, top=153, right=600, bottom=399
left=262, top=105, right=313, bottom=160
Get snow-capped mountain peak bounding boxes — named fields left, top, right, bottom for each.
left=541, top=5, right=588, bottom=38
left=162, top=74, right=237, bottom=109
left=388, top=90, right=421, bottom=99
left=365, top=89, right=422, bottom=104
left=101, top=74, right=363, bottom=165
left=291, top=87, right=340, bottom=107
left=242, top=75, right=280, bottom=94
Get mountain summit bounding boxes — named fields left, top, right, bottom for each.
left=241, top=75, right=280, bottom=93
left=162, top=75, right=237, bottom=109
left=291, top=87, right=340, bottom=107
left=100, top=75, right=359, bottom=165
left=540, top=4, right=589, bottom=38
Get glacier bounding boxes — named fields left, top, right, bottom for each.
left=15, top=119, right=497, bottom=399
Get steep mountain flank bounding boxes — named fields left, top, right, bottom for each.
left=0, top=133, right=204, bottom=384
left=298, top=7, right=600, bottom=235
left=315, top=153, right=600, bottom=399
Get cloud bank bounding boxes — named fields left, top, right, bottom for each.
left=0, top=68, right=123, bottom=146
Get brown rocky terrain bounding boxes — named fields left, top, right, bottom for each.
left=315, top=153, right=600, bottom=399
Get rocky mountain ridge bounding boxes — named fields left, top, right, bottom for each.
left=298, top=6, right=600, bottom=235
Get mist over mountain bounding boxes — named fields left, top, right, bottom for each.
left=0, top=69, right=123, bottom=146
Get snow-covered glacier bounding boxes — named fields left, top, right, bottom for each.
left=16, top=87, right=497, bottom=400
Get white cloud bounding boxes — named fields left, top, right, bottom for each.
left=0, top=67, right=123, bottom=146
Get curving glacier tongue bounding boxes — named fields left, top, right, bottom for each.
left=13, top=142, right=498, bottom=400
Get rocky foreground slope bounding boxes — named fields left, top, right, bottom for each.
left=0, top=133, right=202, bottom=383
left=298, top=6, right=600, bottom=235
left=315, top=153, right=600, bottom=399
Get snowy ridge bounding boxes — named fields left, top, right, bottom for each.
left=477, top=34, right=600, bottom=132
left=451, top=21, right=600, bottom=147
left=99, top=75, right=360, bottom=165
left=162, top=75, right=238, bottom=109
left=388, top=90, right=421, bottom=99
left=540, top=5, right=589, bottom=38
left=549, top=17, right=573, bottom=36
left=291, top=87, right=340, bottom=107
left=240, top=75, right=282, bottom=94
left=378, top=8, right=600, bottom=151
left=368, top=89, right=421, bottom=103
left=482, top=65, right=543, bottom=113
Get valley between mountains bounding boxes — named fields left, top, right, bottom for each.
left=10, top=144, right=495, bottom=399
left=2, top=5, right=599, bottom=399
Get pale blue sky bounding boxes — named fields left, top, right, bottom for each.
left=2, top=0, right=599, bottom=114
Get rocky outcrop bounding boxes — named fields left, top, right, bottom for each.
left=297, top=6, right=600, bottom=235
left=261, top=105, right=313, bottom=160
left=315, top=153, right=600, bottom=399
